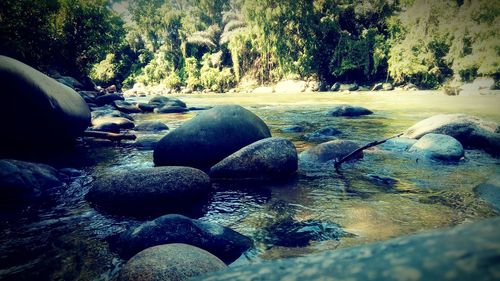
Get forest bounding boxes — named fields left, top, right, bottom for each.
left=1, top=0, right=498, bottom=91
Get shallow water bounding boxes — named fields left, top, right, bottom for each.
left=1, top=91, right=499, bottom=280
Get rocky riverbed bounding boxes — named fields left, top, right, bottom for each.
left=1, top=57, right=499, bottom=280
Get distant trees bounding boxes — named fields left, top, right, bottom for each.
left=1, top=0, right=498, bottom=89
left=0, top=0, right=124, bottom=78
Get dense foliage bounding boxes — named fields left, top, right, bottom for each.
left=1, top=0, right=498, bottom=89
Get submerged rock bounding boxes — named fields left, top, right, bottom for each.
left=134, top=121, right=169, bottom=132
left=0, top=159, right=62, bottom=203
left=118, top=244, right=226, bottom=281
left=197, top=217, right=500, bottom=281
left=304, top=127, right=342, bottom=140
left=403, top=114, right=499, bottom=155
left=256, top=218, right=353, bottom=248
left=299, top=140, right=362, bottom=164
left=381, top=137, right=417, bottom=152
left=474, top=174, right=500, bottom=211
left=210, top=137, right=298, bottom=180
left=86, top=167, right=211, bottom=215
left=280, top=125, right=305, bottom=133
left=408, top=133, right=464, bottom=161
left=112, top=214, right=253, bottom=263
left=133, top=136, right=160, bottom=150
left=327, top=105, right=373, bottom=117
left=154, top=105, right=271, bottom=169
left=0, top=55, right=90, bottom=155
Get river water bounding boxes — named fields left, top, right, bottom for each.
left=1, top=91, right=499, bottom=280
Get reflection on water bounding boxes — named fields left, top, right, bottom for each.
left=0, top=91, right=499, bottom=280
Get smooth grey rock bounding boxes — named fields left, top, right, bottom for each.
left=112, top=214, right=253, bottom=263
left=91, top=107, right=134, bottom=121
left=56, top=75, right=84, bottom=90
left=113, top=100, right=141, bottom=113
left=79, top=90, right=98, bottom=104
left=330, top=82, right=340, bottom=91
left=0, top=159, right=62, bottom=203
left=382, top=82, right=394, bottom=91
left=92, top=116, right=135, bottom=130
left=339, top=83, right=358, bottom=91
left=134, top=121, right=169, bottom=132
left=118, top=244, right=226, bottom=281
left=403, top=114, right=499, bottom=155
left=0, top=55, right=90, bottom=154
left=210, top=137, right=298, bottom=180
left=148, top=96, right=186, bottom=108
left=91, top=122, right=121, bottom=133
left=197, top=217, right=500, bottom=281
left=95, top=93, right=124, bottom=106
left=474, top=174, right=500, bottom=211
left=381, top=137, right=417, bottom=152
left=409, top=133, right=464, bottom=161
left=86, top=167, right=211, bottom=215
left=154, top=105, right=271, bottom=169
left=327, top=105, right=373, bottom=117
left=137, top=103, right=156, bottom=112
left=154, top=105, right=189, bottom=114
left=299, top=140, right=362, bottom=163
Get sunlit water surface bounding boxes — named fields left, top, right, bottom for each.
left=1, top=91, right=499, bottom=280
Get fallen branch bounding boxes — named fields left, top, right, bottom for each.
left=84, top=130, right=137, bottom=141
left=334, top=133, right=404, bottom=170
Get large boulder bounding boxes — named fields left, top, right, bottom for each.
left=460, top=77, right=496, bottom=95
left=299, top=140, right=362, bottom=164
left=118, top=244, right=226, bottom=281
left=327, top=105, right=373, bottom=117
left=474, top=174, right=500, bottom=211
left=408, top=133, right=464, bottom=161
left=86, top=167, right=211, bottom=215
left=196, top=217, right=500, bottom=281
left=0, top=159, right=63, bottom=203
left=111, top=214, right=253, bottom=263
left=210, top=137, right=298, bottom=180
left=403, top=114, right=500, bottom=155
left=154, top=105, right=271, bottom=169
left=0, top=55, right=90, bottom=154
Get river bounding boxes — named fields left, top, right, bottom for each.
left=1, top=91, right=499, bottom=280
